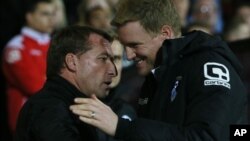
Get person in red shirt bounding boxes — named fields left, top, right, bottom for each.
left=2, top=0, right=55, bottom=133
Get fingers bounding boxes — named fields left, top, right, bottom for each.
left=70, top=96, right=118, bottom=136
left=74, top=95, right=102, bottom=106
left=70, top=95, right=101, bottom=120
left=77, top=111, right=118, bottom=137
left=72, top=95, right=107, bottom=111
left=72, top=109, right=97, bottom=119
left=69, top=103, right=96, bottom=111
left=71, top=96, right=99, bottom=111
left=74, top=94, right=98, bottom=103
left=79, top=116, right=99, bottom=128
left=70, top=103, right=100, bottom=120
left=74, top=97, right=92, bottom=104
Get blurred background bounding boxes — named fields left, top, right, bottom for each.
left=0, top=0, right=249, bottom=140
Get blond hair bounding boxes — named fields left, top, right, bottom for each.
left=112, top=0, right=181, bottom=36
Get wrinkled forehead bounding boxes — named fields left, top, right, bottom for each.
left=34, top=2, right=54, bottom=12
left=88, top=33, right=113, bottom=53
left=89, top=33, right=111, bottom=46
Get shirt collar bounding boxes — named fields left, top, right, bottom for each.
left=21, top=26, right=50, bottom=44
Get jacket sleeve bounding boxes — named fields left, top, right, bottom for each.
left=114, top=52, right=247, bottom=141
left=3, top=47, right=46, bottom=96
left=115, top=118, right=219, bottom=141
left=110, top=98, right=137, bottom=121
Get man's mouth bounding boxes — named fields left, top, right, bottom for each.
left=103, top=81, right=112, bottom=90
left=134, top=58, right=144, bottom=65
left=104, top=81, right=112, bottom=86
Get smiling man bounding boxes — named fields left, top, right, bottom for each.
left=14, top=26, right=117, bottom=141
left=70, top=0, right=247, bottom=141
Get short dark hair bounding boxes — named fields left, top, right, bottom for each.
left=46, top=25, right=112, bottom=78
left=25, top=0, right=52, bottom=14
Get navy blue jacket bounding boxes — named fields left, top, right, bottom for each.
left=115, top=31, right=248, bottom=141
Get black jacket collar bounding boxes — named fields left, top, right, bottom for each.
left=153, top=30, right=242, bottom=77
left=45, top=75, right=88, bottom=105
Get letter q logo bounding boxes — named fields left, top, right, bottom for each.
left=204, top=62, right=231, bottom=89
left=204, top=62, right=230, bottom=82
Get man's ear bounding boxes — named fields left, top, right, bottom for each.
left=160, top=25, right=175, bottom=39
left=65, top=53, right=77, bottom=71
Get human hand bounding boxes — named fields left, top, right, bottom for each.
left=69, top=95, right=118, bottom=136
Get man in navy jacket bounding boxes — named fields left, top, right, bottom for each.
left=70, top=0, right=248, bottom=140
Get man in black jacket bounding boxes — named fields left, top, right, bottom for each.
left=14, top=26, right=117, bottom=141
left=70, top=0, right=248, bottom=141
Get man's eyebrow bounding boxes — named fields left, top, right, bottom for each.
left=122, top=42, right=143, bottom=47
left=99, top=52, right=113, bottom=58
left=99, top=52, right=108, bottom=55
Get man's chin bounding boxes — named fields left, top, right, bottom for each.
left=138, top=68, right=151, bottom=76
left=136, top=63, right=152, bottom=76
left=95, top=91, right=109, bottom=99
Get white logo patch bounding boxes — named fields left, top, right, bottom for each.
left=6, top=49, right=21, bottom=64
left=204, top=62, right=231, bottom=89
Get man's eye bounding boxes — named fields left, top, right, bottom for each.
left=99, top=56, right=108, bottom=61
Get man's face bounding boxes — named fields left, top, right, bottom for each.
left=27, top=2, right=55, bottom=33
left=173, top=0, right=190, bottom=26
left=52, top=0, right=66, bottom=29
left=110, top=39, right=123, bottom=88
left=192, top=0, right=217, bottom=27
left=237, top=6, right=250, bottom=25
left=118, top=21, right=164, bottom=76
left=75, top=33, right=117, bottom=98
left=88, top=8, right=112, bottom=30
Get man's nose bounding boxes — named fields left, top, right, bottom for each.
left=125, top=47, right=136, bottom=60
left=108, top=61, right=117, bottom=77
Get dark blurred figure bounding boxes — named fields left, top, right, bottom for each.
left=172, top=0, right=190, bottom=30
left=0, top=0, right=26, bottom=140
left=77, top=0, right=113, bottom=31
left=0, top=0, right=26, bottom=50
left=229, top=38, right=250, bottom=123
left=189, top=0, right=223, bottom=35
left=234, top=1, right=250, bottom=26
left=223, top=1, right=250, bottom=42
left=63, top=0, right=82, bottom=25
left=224, top=16, right=250, bottom=42
left=51, top=0, right=67, bottom=30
